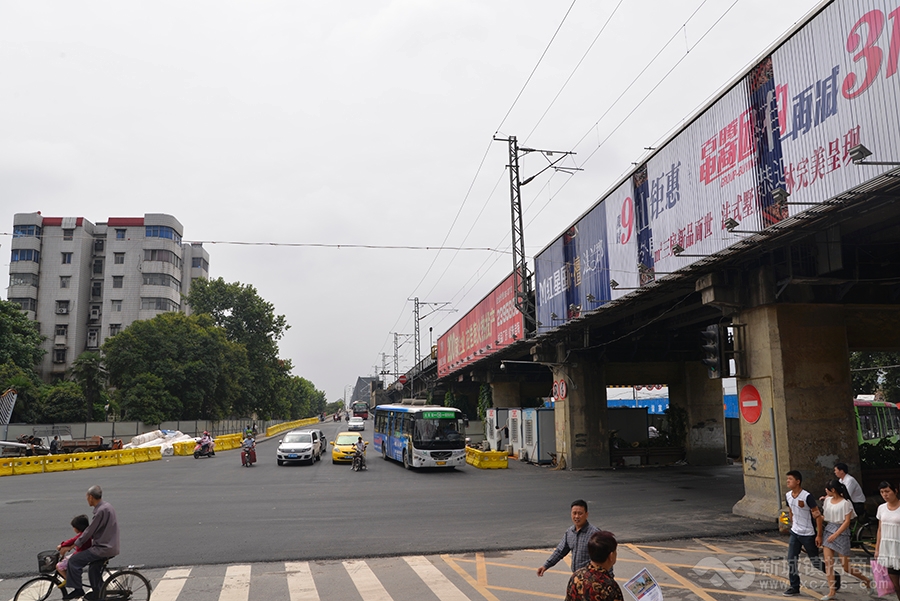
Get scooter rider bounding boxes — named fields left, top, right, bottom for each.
left=199, top=431, right=215, bottom=455
left=353, top=436, right=366, bottom=470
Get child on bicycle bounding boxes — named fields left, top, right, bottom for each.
left=56, top=515, right=92, bottom=589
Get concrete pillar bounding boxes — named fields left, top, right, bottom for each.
left=733, top=304, right=859, bottom=522
left=668, top=361, right=727, bottom=465
left=490, top=381, right=521, bottom=408
left=552, top=359, right=608, bottom=469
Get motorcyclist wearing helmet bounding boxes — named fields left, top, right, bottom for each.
left=353, top=436, right=366, bottom=470
left=199, top=431, right=215, bottom=455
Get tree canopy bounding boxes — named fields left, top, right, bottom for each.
left=0, top=299, right=45, bottom=370
left=851, top=352, right=900, bottom=403
left=103, top=312, right=249, bottom=422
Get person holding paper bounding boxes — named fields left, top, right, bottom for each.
left=565, top=530, right=622, bottom=601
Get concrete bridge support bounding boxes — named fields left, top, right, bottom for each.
left=490, top=382, right=521, bottom=408
left=552, top=358, right=609, bottom=469
left=733, top=304, right=859, bottom=522
left=668, top=362, right=727, bottom=466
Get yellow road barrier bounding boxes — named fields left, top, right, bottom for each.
left=466, top=447, right=508, bottom=469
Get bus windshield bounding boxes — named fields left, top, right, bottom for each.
left=413, top=417, right=465, bottom=450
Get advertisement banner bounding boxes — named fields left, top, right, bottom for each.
left=436, top=274, right=524, bottom=378
left=535, top=200, right=610, bottom=333
left=604, top=179, right=641, bottom=299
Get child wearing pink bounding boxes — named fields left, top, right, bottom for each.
left=56, top=515, right=92, bottom=586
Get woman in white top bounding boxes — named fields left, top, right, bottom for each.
left=820, top=480, right=874, bottom=600
left=876, top=481, right=900, bottom=600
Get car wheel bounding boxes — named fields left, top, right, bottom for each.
left=277, top=459, right=284, bottom=466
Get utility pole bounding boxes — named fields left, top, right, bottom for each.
left=392, top=332, right=412, bottom=381
left=493, top=135, right=578, bottom=332
left=408, top=298, right=455, bottom=396
left=380, top=353, right=389, bottom=389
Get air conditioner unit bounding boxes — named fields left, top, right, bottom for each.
left=56, top=308, right=69, bottom=315
left=87, top=334, right=99, bottom=348
left=90, top=309, right=100, bottom=320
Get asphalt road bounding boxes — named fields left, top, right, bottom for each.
left=0, top=420, right=769, bottom=578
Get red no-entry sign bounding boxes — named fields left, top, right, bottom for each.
left=739, top=384, right=762, bottom=424
left=398, top=375, right=408, bottom=385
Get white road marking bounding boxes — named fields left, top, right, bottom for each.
left=344, top=560, right=392, bottom=601
left=285, top=562, right=319, bottom=601
left=404, top=556, right=470, bottom=601
left=218, top=564, right=251, bottom=601
left=152, top=567, right=192, bottom=601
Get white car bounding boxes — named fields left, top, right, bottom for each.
left=276, top=429, right=323, bottom=465
left=348, top=416, right=365, bottom=431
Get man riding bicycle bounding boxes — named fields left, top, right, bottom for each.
left=62, top=485, right=119, bottom=600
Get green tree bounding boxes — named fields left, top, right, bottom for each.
left=103, top=312, right=249, bottom=420
left=186, top=278, right=291, bottom=418
left=0, top=299, right=45, bottom=370
left=69, top=352, right=106, bottom=422
left=851, top=352, right=900, bottom=403
left=117, top=373, right=179, bottom=425
left=0, top=361, right=43, bottom=423
left=284, top=376, right=327, bottom=419
left=35, top=381, right=87, bottom=423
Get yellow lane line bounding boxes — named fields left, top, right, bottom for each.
left=632, top=544, right=718, bottom=554
left=694, top=538, right=729, bottom=554
left=767, top=538, right=789, bottom=547
left=626, top=543, right=718, bottom=601
left=482, top=584, right=564, bottom=599
left=441, top=554, right=501, bottom=601
left=476, top=553, right=488, bottom=586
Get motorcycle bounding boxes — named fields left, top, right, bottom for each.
left=352, top=451, right=366, bottom=471
left=193, top=440, right=215, bottom=459
left=241, top=444, right=257, bottom=467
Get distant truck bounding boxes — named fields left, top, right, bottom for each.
left=1, top=426, right=123, bottom=456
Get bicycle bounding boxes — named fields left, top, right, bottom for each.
left=851, top=514, right=878, bottom=557
left=14, top=551, right=152, bottom=601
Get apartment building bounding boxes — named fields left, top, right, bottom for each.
left=7, top=212, right=210, bottom=380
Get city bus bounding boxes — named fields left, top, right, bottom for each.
left=855, top=398, right=900, bottom=445
left=373, top=404, right=467, bottom=469
left=350, top=401, right=369, bottom=420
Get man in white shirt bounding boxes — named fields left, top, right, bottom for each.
left=834, top=462, right=867, bottom=518
left=783, top=470, right=835, bottom=596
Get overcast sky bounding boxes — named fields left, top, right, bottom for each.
left=1, top=0, right=825, bottom=402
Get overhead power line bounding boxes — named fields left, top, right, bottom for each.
left=183, top=240, right=510, bottom=254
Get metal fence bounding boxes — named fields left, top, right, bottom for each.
left=4, top=418, right=286, bottom=443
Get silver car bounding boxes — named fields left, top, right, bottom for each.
left=276, top=429, right=322, bottom=465
left=348, top=417, right=365, bottom=431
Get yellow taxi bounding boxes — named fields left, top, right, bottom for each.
left=331, top=431, right=366, bottom=464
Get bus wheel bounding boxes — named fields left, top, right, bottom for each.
left=382, top=444, right=388, bottom=461
left=403, top=450, right=411, bottom=470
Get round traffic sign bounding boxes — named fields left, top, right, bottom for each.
left=552, top=381, right=560, bottom=400
left=398, top=375, right=408, bottom=385
left=739, top=384, right=762, bottom=424
left=558, top=380, right=568, bottom=400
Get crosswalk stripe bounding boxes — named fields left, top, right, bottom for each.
left=343, top=560, right=391, bottom=601
left=152, top=568, right=192, bottom=601
left=285, top=562, right=319, bottom=601
left=218, top=564, right=251, bottom=601
left=404, top=556, right=470, bottom=601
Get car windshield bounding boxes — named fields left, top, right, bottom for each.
left=283, top=432, right=311, bottom=443
left=336, top=434, right=359, bottom=445
left=413, top=417, right=465, bottom=450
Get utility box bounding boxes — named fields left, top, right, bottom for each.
left=485, top=408, right=510, bottom=452
left=508, top=408, right=524, bottom=457
left=523, top=407, right=555, bottom=464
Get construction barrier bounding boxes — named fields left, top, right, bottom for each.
left=42, top=455, right=73, bottom=473
left=0, top=458, right=13, bottom=477
left=97, top=451, right=119, bottom=468
left=466, top=447, right=508, bottom=469
left=132, top=448, right=150, bottom=463
left=266, top=417, right=319, bottom=437
left=116, top=449, right=136, bottom=465
left=11, top=457, right=45, bottom=475
left=147, top=447, right=162, bottom=461
left=173, top=441, right=196, bottom=456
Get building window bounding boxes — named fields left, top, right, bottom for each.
left=61, top=252, right=72, bottom=264
left=143, top=249, right=182, bottom=269
left=53, top=349, right=67, bottom=364
left=87, top=329, right=99, bottom=348
left=142, top=273, right=181, bottom=292
left=114, top=253, right=125, bottom=265
left=91, top=281, right=102, bottom=298
left=141, top=297, right=180, bottom=312
left=116, top=229, right=126, bottom=240
left=94, top=239, right=105, bottom=252
left=11, top=249, right=40, bottom=263
left=10, top=273, right=40, bottom=287
left=109, top=324, right=121, bottom=337
left=55, top=324, right=68, bottom=337
left=145, top=225, right=182, bottom=244
left=63, top=229, right=74, bottom=241
left=13, top=225, right=42, bottom=238
left=9, top=298, right=37, bottom=312
left=60, top=276, right=70, bottom=288
left=56, top=300, right=70, bottom=315
left=191, top=257, right=210, bottom=271
left=113, top=276, right=124, bottom=288
left=111, top=300, right=122, bottom=312
left=93, top=259, right=103, bottom=274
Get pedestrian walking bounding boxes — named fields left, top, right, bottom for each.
left=537, top=500, right=600, bottom=577
left=834, top=463, right=867, bottom=519
left=783, top=470, right=836, bottom=596
left=819, top=480, right=874, bottom=600
left=565, top=531, right=623, bottom=601
left=875, top=481, right=900, bottom=600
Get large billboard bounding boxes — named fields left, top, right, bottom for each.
left=535, top=0, right=900, bottom=333
left=437, top=274, right=525, bottom=378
